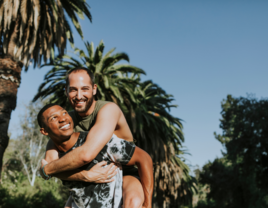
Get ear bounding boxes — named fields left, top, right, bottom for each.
left=93, top=84, right=97, bottom=95
left=40, top=127, right=49, bottom=136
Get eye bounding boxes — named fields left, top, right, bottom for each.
left=69, top=88, right=76, bottom=92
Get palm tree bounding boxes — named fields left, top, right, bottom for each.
left=33, top=40, right=145, bottom=107
left=34, top=42, right=196, bottom=206
left=123, top=79, right=197, bottom=207
left=0, top=0, right=92, bottom=179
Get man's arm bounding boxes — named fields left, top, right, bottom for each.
left=127, top=147, right=154, bottom=208
left=43, top=139, right=118, bottom=183
left=44, top=103, right=121, bottom=176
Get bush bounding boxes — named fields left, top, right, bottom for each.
left=0, top=174, right=69, bottom=208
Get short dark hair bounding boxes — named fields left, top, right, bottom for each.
left=65, top=67, right=95, bottom=88
left=37, top=103, right=59, bottom=128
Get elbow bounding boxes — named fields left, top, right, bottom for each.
left=80, top=149, right=94, bottom=164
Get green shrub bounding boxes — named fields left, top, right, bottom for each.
left=0, top=174, right=69, bottom=208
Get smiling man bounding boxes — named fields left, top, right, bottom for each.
left=38, top=104, right=153, bottom=208
left=42, top=67, right=153, bottom=208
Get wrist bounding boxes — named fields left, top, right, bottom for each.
left=42, top=164, right=52, bottom=180
left=80, top=170, right=91, bottom=182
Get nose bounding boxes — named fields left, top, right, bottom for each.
left=76, top=89, right=82, bottom=100
left=59, top=115, right=66, bottom=123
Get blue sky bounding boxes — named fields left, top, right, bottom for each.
left=9, top=1, right=268, bottom=169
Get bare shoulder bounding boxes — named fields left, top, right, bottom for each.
left=98, top=102, right=122, bottom=117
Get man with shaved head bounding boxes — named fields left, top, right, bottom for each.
left=38, top=104, right=153, bottom=208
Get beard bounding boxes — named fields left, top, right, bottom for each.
left=71, top=96, right=94, bottom=114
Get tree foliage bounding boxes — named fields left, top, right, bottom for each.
left=33, top=40, right=145, bottom=106
left=18, top=101, right=48, bottom=186
left=196, top=95, right=268, bottom=208
left=33, top=41, right=196, bottom=207
left=1, top=101, right=69, bottom=208
left=0, top=0, right=91, bottom=68
left=0, top=0, right=92, bottom=181
left=122, top=79, right=197, bottom=206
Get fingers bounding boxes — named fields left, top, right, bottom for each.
left=98, top=162, right=117, bottom=172
left=108, top=165, right=118, bottom=176
left=97, top=161, right=107, bottom=167
left=93, top=164, right=118, bottom=183
left=94, top=178, right=115, bottom=183
left=106, top=167, right=117, bottom=180
left=105, top=165, right=118, bottom=180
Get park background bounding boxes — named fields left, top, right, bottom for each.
left=10, top=0, right=268, bottom=171
left=1, top=1, right=268, bottom=208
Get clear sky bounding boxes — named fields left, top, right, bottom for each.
left=9, top=1, right=268, bottom=169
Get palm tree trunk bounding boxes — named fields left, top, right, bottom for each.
left=0, top=56, right=22, bottom=181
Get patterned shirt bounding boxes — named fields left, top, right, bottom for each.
left=59, top=132, right=136, bottom=208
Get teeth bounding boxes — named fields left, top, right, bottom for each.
left=60, top=124, right=70, bottom=129
left=76, top=101, right=85, bottom=104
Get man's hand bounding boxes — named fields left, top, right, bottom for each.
left=40, top=159, right=118, bottom=183
left=40, top=159, right=49, bottom=179
left=80, top=161, right=118, bottom=183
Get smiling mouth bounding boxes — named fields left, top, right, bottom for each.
left=74, top=100, right=86, bottom=105
left=60, top=123, right=70, bottom=130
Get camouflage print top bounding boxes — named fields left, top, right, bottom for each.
left=59, top=132, right=136, bottom=208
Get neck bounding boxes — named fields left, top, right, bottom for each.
left=54, top=132, right=79, bottom=152
left=78, top=99, right=97, bottom=117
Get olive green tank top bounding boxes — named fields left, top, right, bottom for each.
left=68, top=100, right=139, bottom=177
left=69, top=100, right=110, bottom=132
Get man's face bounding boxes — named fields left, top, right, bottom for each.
left=41, top=105, right=74, bottom=141
left=66, top=70, right=97, bottom=116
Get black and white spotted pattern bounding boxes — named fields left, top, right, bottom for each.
left=59, top=132, right=136, bottom=208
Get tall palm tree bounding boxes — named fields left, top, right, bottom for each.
left=33, top=40, right=145, bottom=107
left=123, top=79, right=197, bottom=207
left=34, top=42, right=196, bottom=206
left=0, top=0, right=92, bottom=179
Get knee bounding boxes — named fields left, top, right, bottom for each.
left=124, top=195, right=143, bottom=208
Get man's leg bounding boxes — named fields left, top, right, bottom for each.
left=123, top=176, right=144, bottom=208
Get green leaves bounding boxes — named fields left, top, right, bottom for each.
left=0, top=0, right=91, bottom=69
left=33, top=40, right=142, bottom=108
left=196, top=95, right=268, bottom=208
left=33, top=40, right=195, bottom=207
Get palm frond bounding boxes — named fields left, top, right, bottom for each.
left=0, top=0, right=91, bottom=69
left=33, top=40, right=195, bottom=207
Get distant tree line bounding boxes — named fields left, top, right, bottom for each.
left=194, top=95, right=268, bottom=208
